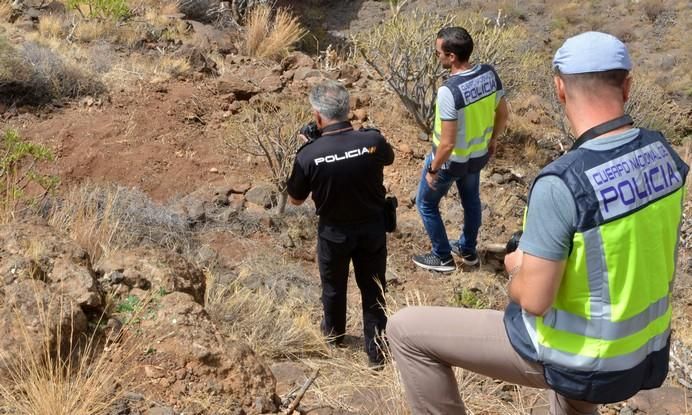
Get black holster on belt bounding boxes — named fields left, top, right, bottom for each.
left=384, top=196, right=398, bottom=233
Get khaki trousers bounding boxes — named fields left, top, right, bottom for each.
left=387, top=306, right=599, bottom=415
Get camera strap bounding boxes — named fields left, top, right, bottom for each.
left=570, top=114, right=633, bottom=151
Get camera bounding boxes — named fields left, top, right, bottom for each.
left=299, top=121, right=321, bottom=142
left=505, top=231, right=523, bottom=253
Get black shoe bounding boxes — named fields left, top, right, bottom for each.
left=450, top=243, right=479, bottom=266
left=321, top=319, right=345, bottom=347
left=461, top=251, right=479, bottom=266
left=412, top=253, right=456, bottom=272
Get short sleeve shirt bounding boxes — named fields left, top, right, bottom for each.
left=519, top=128, right=642, bottom=260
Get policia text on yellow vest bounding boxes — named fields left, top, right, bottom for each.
left=505, top=129, right=689, bottom=403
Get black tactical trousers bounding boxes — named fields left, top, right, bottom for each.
left=317, top=219, right=387, bottom=363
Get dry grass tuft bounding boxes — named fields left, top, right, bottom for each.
left=75, top=19, right=116, bottom=42
left=155, top=55, right=191, bottom=78
left=38, top=14, right=65, bottom=39
left=114, top=23, right=144, bottom=47
left=242, top=5, right=306, bottom=60
left=0, top=1, right=11, bottom=22
left=205, top=255, right=327, bottom=359
left=45, top=183, right=191, bottom=263
left=160, top=1, right=179, bottom=15
left=0, top=281, right=145, bottom=415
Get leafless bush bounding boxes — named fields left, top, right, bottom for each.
left=226, top=99, right=309, bottom=214
left=355, top=11, right=525, bottom=136
left=26, top=42, right=104, bottom=98
left=455, top=14, right=529, bottom=94
left=45, top=184, right=192, bottom=262
left=354, top=9, right=452, bottom=135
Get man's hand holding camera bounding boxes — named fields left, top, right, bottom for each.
left=299, top=121, right=321, bottom=144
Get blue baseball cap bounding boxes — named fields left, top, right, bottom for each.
left=553, top=31, right=632, bottom=74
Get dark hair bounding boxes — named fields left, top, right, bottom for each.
left=436, top=26, right=473, bottom=63
left=557, top=69, right=630, bottom=93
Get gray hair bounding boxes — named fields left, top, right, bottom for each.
left=308, top=80, right=350, bottom=121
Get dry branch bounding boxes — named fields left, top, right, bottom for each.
left=284, top=368, right=320, bottom=415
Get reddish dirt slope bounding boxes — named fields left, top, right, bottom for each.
left=4, top=81, right=238, bottom=202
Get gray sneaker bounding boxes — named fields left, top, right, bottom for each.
left=412, top=253, right=456, bottom=272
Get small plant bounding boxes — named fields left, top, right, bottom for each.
left=115, top=295, right=140, bottom=314
left=452, top=287, right=488, bottom=309
left=226, top=99, right=309, bottom=214
left=37, top=14, right=65, bottom=39
left=0, top=129, right=57, bottom=223
left=67, top=0, right=129, bottom=19
left=242, top=5, right=306, bottom=60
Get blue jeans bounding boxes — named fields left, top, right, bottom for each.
left=416, top=153, right=482, bottom=259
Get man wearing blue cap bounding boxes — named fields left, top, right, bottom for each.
left=387, top=31, right=688, bottom=414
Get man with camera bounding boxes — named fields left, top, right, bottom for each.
left=287, top=80, right=395, bottom=367
left=387, top=32, right=688, bottom=414
left=412, top=26, right=509, bottom=272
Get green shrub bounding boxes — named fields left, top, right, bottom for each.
left=452, top=287, right=488, bottom=309
left=67, top=0, right=129, bottom=20
left=0, top=129, right=58, bottom=222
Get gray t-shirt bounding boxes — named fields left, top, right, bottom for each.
left=519, top=128, right=641, bottom=260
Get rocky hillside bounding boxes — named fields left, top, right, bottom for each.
left=0, top=1, right=690, bottom=414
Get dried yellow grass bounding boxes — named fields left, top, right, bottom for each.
left=0, top=281, right=145, bottom=415
left=75, top=19, right=116, bottom=42
left=0, top=0, right=12, bottom=22
left=243, top=5, right=306, bottom=60
left=160, top=1, right=179, bottom=15
left=205, top=255, right=328, bottom=359
left=303, top=290, right=545, bottom=414
left=38, top=14, right=65, bottom=39
left=144, top=8, right=168, bottom=28
left=114, top=23, right=144, bottom=47
left=47, top=185, right=122, bottom=264
left=156, top=55, right=191, bottom=77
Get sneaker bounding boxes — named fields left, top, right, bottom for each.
left=412, top=253, right=456, bottom=272
left=450, top=243, right=479, bottom=265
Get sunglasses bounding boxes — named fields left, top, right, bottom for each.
left=435, top=49, right=451, bottom=57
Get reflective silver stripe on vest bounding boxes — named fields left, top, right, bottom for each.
left=533, top=227, right=674, bottom=340
left=584, top=227, right=613, bottom=320
left=539, top=329, right=670, bottom=372
left=541, top=295, right=670, bottom=340
left=521, top=226, right=673, bottom=370
left=432, top=119, right=492, bottom=164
